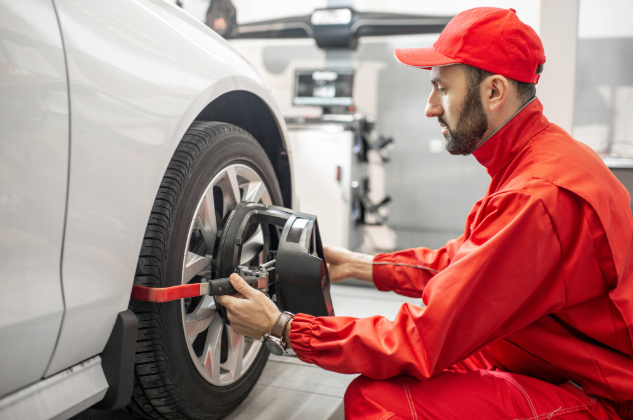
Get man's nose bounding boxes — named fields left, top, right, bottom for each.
left=425, top=92, right=442, bottom=118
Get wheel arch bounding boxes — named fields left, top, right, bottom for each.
left=195, top=91, right=293, bottom=209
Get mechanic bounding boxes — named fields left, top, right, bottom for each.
left=215, top=7, right=633, bottom=419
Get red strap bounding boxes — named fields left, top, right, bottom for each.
left=131, top=284, right=203, bottom=303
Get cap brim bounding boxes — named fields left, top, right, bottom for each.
left=394, top=48, right=461, bottom=69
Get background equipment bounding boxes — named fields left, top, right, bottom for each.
left=285, top=68, right=393, bottom=251
left=206, top=2, right=452, bottom=51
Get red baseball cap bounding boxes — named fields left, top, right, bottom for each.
left=394, top=7, right=545, bottom=84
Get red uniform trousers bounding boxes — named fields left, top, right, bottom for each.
left=344, top=352, right=620, bottom=420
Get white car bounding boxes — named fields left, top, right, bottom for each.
left=0, top=1, right=294, bottom=419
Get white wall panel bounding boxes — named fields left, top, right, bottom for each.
left=538, top=0, right=579, bottom=133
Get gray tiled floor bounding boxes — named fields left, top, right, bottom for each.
left=72, top=284, right=421, bottom=420
left=223, top=355, right=355, bottom=420
left=330, top=283, right=423, bottom=320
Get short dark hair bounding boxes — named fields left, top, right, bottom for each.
left=463, top=64, right=544, bottom=104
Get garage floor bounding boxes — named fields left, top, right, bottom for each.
left=72, top=284, right=422, bottom=420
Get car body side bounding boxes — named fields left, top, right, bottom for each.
left=0, top=0, right=69, bottom=398
left=0, top=0, right=294, bottom=400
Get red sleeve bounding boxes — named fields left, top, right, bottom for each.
left=372, top=198, right=484, bottom=297
left=290, top=192, right=567, bottom=380
left=372, top=235, right=465, bottom=297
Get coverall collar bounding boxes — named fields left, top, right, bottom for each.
left=473, top=97, right=550, bottom=176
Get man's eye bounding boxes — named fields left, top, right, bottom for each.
left=437, top=87, right=446, bottom=93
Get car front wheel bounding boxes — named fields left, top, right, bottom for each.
left=127, top=121, right=283, bottom=419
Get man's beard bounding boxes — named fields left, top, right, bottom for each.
left=439, top=84, right=489, bottom=155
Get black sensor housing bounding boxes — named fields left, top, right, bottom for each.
left=214, top=202, right=335, bottom=320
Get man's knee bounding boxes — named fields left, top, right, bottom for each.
left=344, top=375, right=374, bottom=406
left=345, top=376, right=402, bottom=419
left=345, top=375, right=420, bottom=419
left=344, top=375, right=404, bottom=406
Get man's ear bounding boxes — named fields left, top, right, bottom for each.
left=484, top=75, right=510, bottom=112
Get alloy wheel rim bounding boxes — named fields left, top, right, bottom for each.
left=181, top=163, right=271, bottom=386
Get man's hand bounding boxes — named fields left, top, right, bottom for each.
left=323, top=245, right=375, bottom=284
left=214, top=274, right=281, bottom=340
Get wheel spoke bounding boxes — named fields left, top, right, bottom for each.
left=197, top=192, right=218, bottom=234
left=182, top=252, right=211, bottom=283
left=242, top=181, right=265, bottom=203
left=195, top=189, right=218, bottom=256
left=201, top=313, right=223, bottom=383
left=222, top=325, right=245, bottom=381
left=184, top=296, right=215, bottom=342
left=224, top=166, right=242, bottom=205
left=193, top=217, right=216, bottom=258
left=240, top=228, right=264, bottom=264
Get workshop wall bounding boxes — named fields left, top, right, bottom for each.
left=572, top=0, right=633, bottom=156
left=573, top=39, right=633, bottom=154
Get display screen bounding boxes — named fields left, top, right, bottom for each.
left=293, top=69, right=354, bottom=106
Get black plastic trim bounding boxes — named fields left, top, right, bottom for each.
left=92, top=309, right=138, bottom=410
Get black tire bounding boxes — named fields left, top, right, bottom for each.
left=126, top=122, right=283, bottom=420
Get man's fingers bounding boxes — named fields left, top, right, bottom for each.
left=214, top=294, right=244, bottom=307
left=229, top=273, right=258, bottom=299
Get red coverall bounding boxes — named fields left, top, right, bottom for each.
left=289, top=99, right=633, bottom=419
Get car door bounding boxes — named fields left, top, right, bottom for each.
left=0, top=0, right=69, bottom=397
